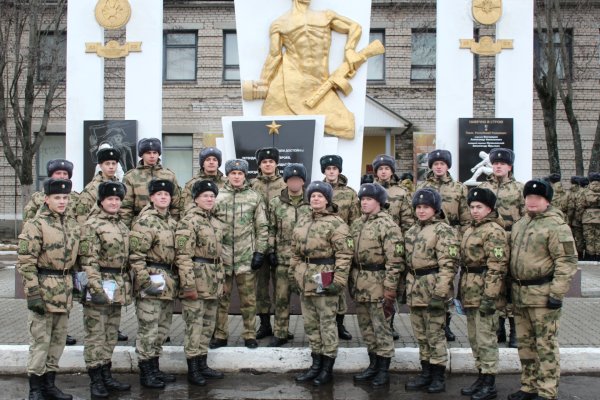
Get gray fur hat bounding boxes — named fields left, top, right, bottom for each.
left=489, top=148, right=515, bottom=166
left=372, top=154, right=395, bottom=173
left=358, top=183, right=388, bottom=206
left=306, top=181, right=333, bottom=205
left=283, top=163, right=307, bottom=182
left=47, top=159, right=74, bottom=179
left=199, top=147, right=222, bottom=168
left=427, top=149, right=452, bottom=169
left=137, top=138, right=162, bottom=157
left=412, top=187, right=442, bottom=212
left=43, top=179, right=72, bottom=196
left=225, top=159, right=249, bottom=175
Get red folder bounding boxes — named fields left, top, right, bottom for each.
left=321, top=271, right=334, bottom=288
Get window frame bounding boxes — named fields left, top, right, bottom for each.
left=36, top=132, right=66, bottom=190
left=223, top=30, right=240, bottom=83
left=161, top=133, right=194, bottom=184
left=367, top=29, right=386, bottom=84
left=534, top=28, right=574, bottom=81
left=410, top=28, right=437, bottom=83
left=163, top=30, right=198, bottom=82
left=37, top=31, right=67, bottom=84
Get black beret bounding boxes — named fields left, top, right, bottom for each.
left=199, top=147, right=222, bottom=168
left=43, top=179, right=72, bottom=196
left=225, top=159, right=248, bottom=175
left=588, top=172, right=600, bottom=182
left=256, top=147, right=280, bottom=164
left=489, top=148, right=515, bottom=166
left=372, top=154, right=395, bottom=173
left=320, top=155, right=343, bottom=174
left=192, top=179, right=219, bottom=199
left=412, top=188, right=442, bottom=212
left=428, top=149, right=452, bottom=169
left=47, top=159, right=74, bottom=179
left=97, top=181, right=126, bottom=205
left=547, top=173, right=561, bottom=183
left=467, top=187, right=497, bottom=210
left=523, top=179, right=553, bottom=202
left=306, top=181, right=333, bottom=205
left=148, top=179, right=175, bottom=196
left=358, top=183, right=388, bottom=206
left=97, top=148, right=121, bottom=164
left=138, top=138, right=162, bottom=156
left=283, top=163, right=307, bottom=182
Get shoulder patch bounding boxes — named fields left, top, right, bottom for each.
left=129, top=236, right=140, bottom=252
left=346, top=238, right=354, bottom=250
left=448, top=245, right=458, bottom=258
left=79, top=240, right=90, bottom=255
left=395, top=243, right=404, bottom=257
left=493, top=247, right=504, bottom=259
left=18, top=240, right=29, bottom=255
left=177, top=236, right=189, bottom=249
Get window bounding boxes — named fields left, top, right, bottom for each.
left=37, top=134, right=66, bottom=189
left=38, top=32, right=66, bottom=83
left=163, top=31, right=198, bottom=81
left=367, top=30, right=385, bottom=82
left=411, top=29, right=436, bottom=81
left=162, top=135, right=193, bottom=184
left=534, top=29, right=573, bottom=80
left=223, top=31, right=240, bottom=81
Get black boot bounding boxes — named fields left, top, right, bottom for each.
left=268, top=336, right=288, bottom=347
left=353, top=352, right=378, bottom=382
left=405, top=360, right=432, bottom=390
left=507, top=390, right=538, bottom=400
left=65, top=335, right=76, bottom=346
left=42, top=371, right=73, bottom=400
left=472, top=374, right=497, bottom=400
left=151, top=357, right=176, bottom=383
left=371, top=356, right=391, bottom=387
left=256, top=314, right=273, bottom=339
left=390, top=314, right=400, bottom=341
left=138, top=359, right=165, bottom=389
left=336, top=314, right=352, bottom=340
left=28, top=374, right=45, bottom=400
left=209, top=337, right=228, bottom=349
left=508, top=317, right=518, bottom=348
left=88, top=366, right=109, bottom=398
left=445, top=312, right=456, bottom=342
left=426, top=363, right=446, bottom=393
left=198, top=354, right=224, bottom=379
left=313, top=355, right=335, bottom=386
left=117, top=330, right=128, bottom=341
left=497, top=317, right=507, bottom=343
left=101, top=362, right=130, bottom=391
left=295, top=352, right=322, bottom=382
left=460, top=370, right=483, bottom=396
left=186, top=357, right=206, bottom=386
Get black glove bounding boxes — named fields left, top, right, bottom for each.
left=479, top=296, right=496, bottom=317
left=361, top=174, right=374, bottom=184
left=27, top=293, right=45, bottom=315
left=546, top=296, right=562, bottom=310
left=251, top=252, right=265, bottom=270
left=427, top=295, right=446, bottom=317
left=90, top=291, right=109, bottom=305
left=267, top=253, right=278, bottom=268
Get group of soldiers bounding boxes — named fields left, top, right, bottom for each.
left=17, top=138, right=585, bottom=400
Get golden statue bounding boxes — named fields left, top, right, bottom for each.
left=242, top=0, right=384, bottom=140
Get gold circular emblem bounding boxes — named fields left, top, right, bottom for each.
left=95, top=0, right=132, bottom=30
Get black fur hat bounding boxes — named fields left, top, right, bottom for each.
left=372, top=154, right=395, bottom=173
left=547, top=173, right=561, bottom=183
left=283, top=164, right=307, bottom=182
left=46, top=159, right=74, bottom=179
left=137, top=138, right=162, bottom=157
left=427, top=149, right=452, bottom=169
left=306, top=181, right=333, bottom=205
left=148, top=179, right=175, bottom=196
left=43, top=179, right=72, bottom=196
left=97, top=148, right=121, bottom=164
left=571, top=176, right=580, bottom=185
left=489, top=148, right=515, bottom=166
left=523, top=179, right=553, bottom=202
left=358, top=183, right=388, bottom=206
left=412, top=188, right=442, bottom=212
left=588, top=172, right=600, bottom=182
left=320, top=155, right=343, bottom=174
left=199, top=147, right=222, bottom=168
left=467, top=187, right=497, bottom=210
left=579, top=177, right=589, bottom=187
left=256, top=147, right=280, bottom=164
left=97, top=181, right=126, bottom=205
left=192, top=180, right=219, bottom=199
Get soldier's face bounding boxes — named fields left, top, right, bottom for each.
left=361, top=196, right=381, bottom=215
left=150, top=190, right=171, bottom=212
left=260, top=159, right=277, bottom=176
left=228, top=170, right=246, bottom=187
left=415, top=204, right=435, bottom=221
left=203, top=156, right=219, bottom=174
left=431, top=161, right=448, bottom=177
left=287, top=176, right=304, bottom=193
left=310, top=192, right=327, bottom=211
left=376, top=166, right=392, bottom=182
left=195, top=192, right=216, bottom=211
left=324, top=166, right=340, bottom=183
left=101, top=196, right=122, bottom=215
left=525, top=194, right=549, bottom=214
left=142, top=151, right=160, bottom=166
left=100, top=160, right=118, bottom=177
left=51, top=170, right=69, bottom=180
left=45, top=194, right=69, bottom=214
left=492, top=162, right=512, bottom=178
left=469, top=201, right=492, bottom=221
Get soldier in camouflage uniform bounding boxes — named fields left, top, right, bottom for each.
left=573, top=177, right=589, bottom=260
left=404, top=188, right=460, bottom=394
left=176, top=180, right=226, bottom=386
left=120, top=138, right=181, bottom=227
left=252, top=147, right=287, bottom=340
left=267, top=164, right=311, bottom=347
left=210, top=159, right=269, bottom=349
left=400, top=172, right=415, bottom=194
left=459, top=188, right=509, bottom=400
left=320, top=154, right=359, bottom=340
left=350, top=183, right=405, bottom=387
left=77, top=148, right=121, bottom=224
left=181, top=147, right=226, bottom=212
left=546, top=173, right=568, bottom=221
left=566, top=176, right=585, bottom=258
left=508, top=179, right=577, bottom=400
left=18, top=179, right=79, bottom=400
left=479, top=148, right=523, bottom=348
left=576, top=172, right=600, bottom=261
left=291, top=181, right=352, bottom=386
left=129, top=180, right=179, bottom=389
left=79, top=181, right=131, bottom=398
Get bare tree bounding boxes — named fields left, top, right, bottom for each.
left=0, top=0, right=67, bottom=207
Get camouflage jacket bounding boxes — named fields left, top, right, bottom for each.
left=214, top=180, right=268, bottom=275
left=290, top=205, right=353, bottom=296
left=375, top=175, right=414, bottom=234
left=404, top=213, right=460, bottom=307
left=510, top=206, right=577, bottom=306
left=79, top=206, right=131, bottom=306
left=129, top=204, right=179, bottom=300
left=550, top=181, right=569, bottom=221
left=479, top=174, right=525, bottom=231
left=416, top=171, right=471, bottom=231
left=576, top=181, right=600, bottom=226
left=181, top=170, right=226, bottom=212
left=17, top=206, right=80, bottom=313
left=567, top=185, right=580, bottom=226
left=268, top=189, right=312, bottom=265
left=175, top=207, right=226, bottom=299
left=77, top=172, right=119, bottom=224
left=349, top=210, right=405, bottom=302
left=251, top=171, right=287, bottom=214
left=459, top=212, right=509, bottom=308
left=325, top=174, right=360, bottom=225
left=120, top=160, right=182, bottom=227
left=23, top=191, right=80, bottom=224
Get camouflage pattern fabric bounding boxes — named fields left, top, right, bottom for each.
left=214, top=272, right=257, bottom=340
left=300, top=294, right=340, bottom=357
left=135, top=298, right=173, bottom=361
left=375, top=176, right=414, bottom=234
left=180, top=170, right=226, bottom=212
left=273, top=264, right=293, bottom=338
left=549, top=181, right=569, bottom=221
left=83, top=305, right=122, bottom=369
left=479, top=173, right=525, bottom=232
left=181, top=298, right=218, bottom=358
left=466, top=308, right=499, bottom=374
left=27, top=312, right=69, bottom=376
left=356, top=302, right=394, bottom=358
left=326, top=174, right=360, bottom=225
left=575, top=181, right=600, bottom=258
left=77, top=172, right=119, bottom=224
left=409, top=307, right=448, bottom=365
left=23, top=191, right=80, bottom=224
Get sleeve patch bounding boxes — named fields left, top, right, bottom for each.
left=561, top=241, right=575, bottom=256
left=493, top=247, right=504, bottom=259
left=448, top=245, right=458, bottom=258
left=346, top=238, right=354, bottom=250
left=79, top=240, right=90, bottom=256
left=18, top=240, right=29, bottom=255
left=129, top=236, right=140, bottom=252
left=177, top=236, right=189, bottom=249
left=395, top=243, right=404, bottom=257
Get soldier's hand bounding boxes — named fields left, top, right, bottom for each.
left=479, top=296, right=496, bottom=317
left=143, top=282, right=163, bottom=297
left=27, top=292, right=45, bottom=315
left=182, top=287, right=198, bottom=300
left=383, top=299, right=395, bottom=319
left=546, top=296, right=562, bottom=310
left=384, top=290, right=396, bottom=302
left=90, top=291, right=109, bottom=305
left=251, top=252, right=265, bottom=270
left=427, top=295, right=446, bottom=317
left=267, top=253, right=278, bottom=268
left=361, top=174, right=374, bottom=184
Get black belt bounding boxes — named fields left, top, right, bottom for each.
left=463, top=266, right=487, bottom=274
left=193, top=256, right=220, bottom=264
left=411, top=267, right=439, bottom=276
left=356, top=263, right=385, bottom=272
left=37, top=267, right=70, bottom=276
left=304, top=257, right=335, bottom=265
left=147, top=262, right=174, bottom=271
left=512, top=275, right=554, bottom=286
left=100, top=267, right=125, bottom=274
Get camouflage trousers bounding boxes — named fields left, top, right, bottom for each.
left=83, top=304, right=122, bottom=369
left=273, top=265, right=291, bottom=339
left=337, top=291, right=347, bottom=315
left=215, top=272, right=256, bottom=340
left=466, top=308, right=499, bottom=374
left=182, top=298, right=218, bottom=358
left=583, top=223, right=600, bottom=257
left=27, top=311, right=68, bottom=376
left=572, top=225, right=585, bottom=256
left=256, top=262, right=276, bottom=314
left=356, top=301, right=394, bottom=358
left=300, top=294, right=339, bottom=358
left=135, top=298, right=173, bottom=361
left=409, top=306, right=448, bottom=366
left=514, top=306, right=562, bottom=399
